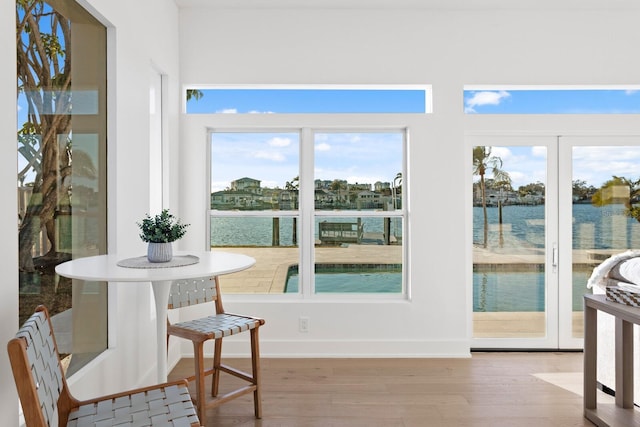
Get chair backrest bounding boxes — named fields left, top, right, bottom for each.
left=7, top=305, right=72, bottom=427
left=168, top=276, right=224, bottom=313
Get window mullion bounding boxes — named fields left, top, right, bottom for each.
left=300, top=128, right=315, bottom=297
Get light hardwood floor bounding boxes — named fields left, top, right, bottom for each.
left=168, top=352, right=599, bottom=427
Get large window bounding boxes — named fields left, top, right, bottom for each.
left=17, top=0, right=107, bottom=374
left=209, top=129, right=406, bottom=296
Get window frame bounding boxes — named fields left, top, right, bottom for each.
left=207, top=125, right=409, bottom=300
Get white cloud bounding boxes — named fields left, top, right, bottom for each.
left=531, top=146, right=547, bottom=157
left=253, top=151, right=285, bottom=162
left=211, top=180, right=230, bottom=193
left=465, top=90, right=511, bottom=113
left=215, top=108, right=275, bottom=114
left=315, top=142, right=331, bottom=151
left=491, top=146, right=512, bottom=161
left=626, top=90, right=638, bottom=95
left=268, top=137, right=291, bottom=147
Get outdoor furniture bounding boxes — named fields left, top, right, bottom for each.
left=167, top=276, right=265, bottom=425
left=7, top=305, right=201, bottom=427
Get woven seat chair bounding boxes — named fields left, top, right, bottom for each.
left=7, top=305, right=201, bottom=427
left=167, top=276, right=265, bottom=425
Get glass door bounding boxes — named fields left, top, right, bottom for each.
left=471, top=135, right=559, bottom=348
left=471, top=135, right=640, bottom=349
left=559, top=136, right=640, bottom=348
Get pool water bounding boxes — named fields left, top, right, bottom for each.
left=473, top=268, right=592, bottom=312
left=285, top=264, right=402, bottom=293
left=286, top=263, right=593, bottom=312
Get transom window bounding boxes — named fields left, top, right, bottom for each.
left=464, top=86, right=640, bottom=114
left=187, top=86, right=431, bottom=114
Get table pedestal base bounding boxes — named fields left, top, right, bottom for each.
left=152, top=280, right=172, bottom=383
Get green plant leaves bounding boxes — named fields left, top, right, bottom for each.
left=137, top=209, right=189, bottom=243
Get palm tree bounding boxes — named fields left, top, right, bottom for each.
left=330, top=179, right=346, bottom=207
left=285, top=176, right=299, bottom=245
left=472, top=146, right=511, bottom=248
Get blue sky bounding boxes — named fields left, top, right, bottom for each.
left=211, top=132, right=403, bottom=193
left=198, top=88, right=640, bottom=192
left=187, top=88, right=427, bottom=114
left=485, top=145, right=640, bottom=190
left=187, top=87, right=640, bottom=115
left=464, top=88, right=640, bottom=114
left=17, top=87, right=640, bottom=191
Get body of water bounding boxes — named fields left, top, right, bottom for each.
left=211, top=204, right=635, bottom=311
left=473, top=203, right=640, bottom=250
left=474, top=202, right=636, bottom=312
left=211, top=215, right=402, bottom=247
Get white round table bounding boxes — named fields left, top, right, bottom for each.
left=55, top=250, right=255, bottom=382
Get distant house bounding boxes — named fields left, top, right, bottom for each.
left=211, top=190, right=257, bottom=209
left=356, top=190, right=383, bottom=209
left=350, top=182, right=371, bottom=191
left=315, top=179, right=333, bottom=189
left=315, top=188, right=336, bottom=206
left=374, top=181, right=391, bottom=191
left=231, top=177, right=262, bottom=194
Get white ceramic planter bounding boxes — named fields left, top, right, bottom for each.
left=147, top=242, right=173, bottom=263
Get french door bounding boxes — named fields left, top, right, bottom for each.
left=471, top=135, right=640, bottom=349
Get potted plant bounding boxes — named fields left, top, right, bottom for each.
left=137, top=209, right=189, bottom=262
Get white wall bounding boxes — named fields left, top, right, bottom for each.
left=176, top=2, right=640, bottom=358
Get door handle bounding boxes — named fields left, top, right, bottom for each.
left=552, top=245, right=558, bottom=269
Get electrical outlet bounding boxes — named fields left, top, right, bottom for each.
left=299, top=316, right=310, bottom=333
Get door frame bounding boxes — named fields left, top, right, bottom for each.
left=469, top=134, right=559, bottom=349
left=466, top=116, right=640, bottom=350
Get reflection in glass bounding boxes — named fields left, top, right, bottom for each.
left=571, top=146, right=640, bottom=338
left=16, top=0, right=107, bottom=374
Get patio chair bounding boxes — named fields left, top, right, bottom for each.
left=7, top=305, right=201, bottom=427
left=167, top=276, right=265, bottom=425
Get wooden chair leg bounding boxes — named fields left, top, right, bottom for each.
left=251, top=327, right=262, bottom=419
left=211, top=338, right=222, bottom=397
left=193, top=341, right=207, bottom=425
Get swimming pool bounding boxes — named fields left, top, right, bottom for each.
left=473, top=265, right=592, bottom=312
left=286, top=262, right=592, bottom=311
left=285, top=263, right=402, bottom=293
